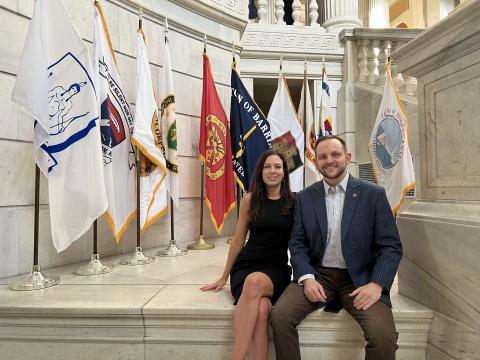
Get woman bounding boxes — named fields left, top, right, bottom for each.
left=200, top=150, right=295, bottom=360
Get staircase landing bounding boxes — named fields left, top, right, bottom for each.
left=0, top=239, right=432, bottom=360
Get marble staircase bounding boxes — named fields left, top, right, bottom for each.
left=0, top=239, right=432, bottom=360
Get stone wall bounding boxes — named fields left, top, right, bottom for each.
left=394, top=1, right=480, bottom=358
left=0, top=0, right=247, bottom=278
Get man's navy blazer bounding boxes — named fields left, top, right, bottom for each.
left=289, top=175, right=402, bottom=307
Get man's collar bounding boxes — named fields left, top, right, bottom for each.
left=323, top=172, right=349, bottom=193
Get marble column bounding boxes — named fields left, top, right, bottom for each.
left=322, top=0, right=363, bottom=29
left=368, top=0, right=389, bottom=28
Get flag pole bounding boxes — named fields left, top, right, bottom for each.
left=188, top=34, right=215, bottom=250
left=75, top=0, right=115, bottom=275
left=120, top=3, right=157, bottom=265
left=10, top=165, right=60, bottom=291
left=227, top=41, right=237, bottom=245
left=319, top=56, right=326, bottom=137
left=302, top=58, right=307, bottom=189
left=157, top=17, right=188, bottom=257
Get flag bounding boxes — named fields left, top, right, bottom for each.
left=230, top=62, right=271, bottom=192
left=268, top=73, right=304, bottom=192
left=11, top=0, right=107, bottom=252
left=93, top=1, right=136, bottom=241
left=160, top=32, right=179, bottom=207
left=199, top=53, right=235, bottom=233
left=298, top=80, right=318, bottom=177
left=368, top=62, right=415, bottom=214
left=320, top=67, right=334, bottom=135
left=132, top=29, right=168, bottom=232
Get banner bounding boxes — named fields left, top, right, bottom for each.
left=12, top=0, right=107, bottom=252
left=368, top=62, right=415, bottom=214
left=132, top=29, right=168, bottom=232
left=230, top=63, right=271, bottom=192
left=93, top=1, right=136, bottom=241
left=160, top=33, right=180, bottom=207
left=199, top=53, right=235, bottom=233
left=320, top=67, right=334, bottom=135
left=298, top=80, right=318, bottom=178
left=268, top=74, right=304, bottom=192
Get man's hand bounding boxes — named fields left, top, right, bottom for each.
left=349, top=282, right=382, bottom=310
left=303, top=278, right=327, bottom=303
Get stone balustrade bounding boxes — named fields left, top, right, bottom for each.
left=256, top=0, right=362, bottom=28
left=340, top=28, right=424, bottom=95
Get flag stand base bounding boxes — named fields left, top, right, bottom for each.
left=74, top=254, right=115, bottom=276
left=120, top=247, right=157, bottom=266
left=10, top=265, right=60, bottom=291
left=187, top=235, right=215, bottom=250
left=157, top=241, right=188, bottom=257
left=226, top=238, right=232, bottom=244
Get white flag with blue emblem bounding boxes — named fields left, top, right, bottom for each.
left=369, top=62, right=415, bottom=214
left=11, top=0, right=107, bottom=252
left=268, top=73, right=304, bottom=192
left=93, top=1, right=136, bottom=241
left=132, top=29, right=168, bottom=232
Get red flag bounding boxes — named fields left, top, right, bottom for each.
left=199, top=53, right=235, bottom=233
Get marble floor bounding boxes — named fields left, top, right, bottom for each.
left=0, top=238, right=433, bottom=360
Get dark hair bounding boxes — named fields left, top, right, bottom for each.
left=314, top=135, right=347, bottom=154
left=248, top=149, right=295, bottom=221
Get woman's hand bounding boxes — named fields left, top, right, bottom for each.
left=200, top=276, right=228, bottom=292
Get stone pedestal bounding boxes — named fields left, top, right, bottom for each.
left=393, top=1, right=480, bottom=358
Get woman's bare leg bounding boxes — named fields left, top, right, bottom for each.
left=249, top=297, right=272, bottom=360
left=232, top=272, right=274, bottom=360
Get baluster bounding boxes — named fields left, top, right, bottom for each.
left=292, top=0, right=302, bottom=26
left=275, top=0, right=285, bottom=25
left=367, top=39, right=379, bottom=84
left=377, top=40, right=387, bottom=85
left=258, top=0, right=268, bottom=24
left=404, top=76, right=417, bottom=95
left=357, top=39, right=368, bottom=82
left=309, top=0, right=319, bottom=27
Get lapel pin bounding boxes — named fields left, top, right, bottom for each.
left=352, top=193, right=358, bottom=198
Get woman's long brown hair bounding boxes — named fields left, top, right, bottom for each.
left=248, top=149, right=295, bottom=221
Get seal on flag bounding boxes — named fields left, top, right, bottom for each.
left=205, top=114, right=227, bottom=180
left=372, top=110, right=405, bottom=171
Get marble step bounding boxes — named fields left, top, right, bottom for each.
left=0, top=242, right=433, bottom=360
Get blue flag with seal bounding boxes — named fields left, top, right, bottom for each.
left=230, top=63, right=271, bottom=192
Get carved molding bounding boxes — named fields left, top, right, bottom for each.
left=242, top=30, right=338, bottom=53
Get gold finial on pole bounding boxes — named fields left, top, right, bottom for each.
left=203, top=33, right=207, bottom=54
left=279, top=55, right=283, bottom=71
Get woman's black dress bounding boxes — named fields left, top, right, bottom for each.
left=230, top=196, right=293, bottom=304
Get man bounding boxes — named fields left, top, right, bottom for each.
left=271, top=135, right=402, bottom=360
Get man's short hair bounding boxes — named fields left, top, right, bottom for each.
left=314, top=135, right=347, bottom=154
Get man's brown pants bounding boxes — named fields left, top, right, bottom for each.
left=270, top=268, right=398, bottom=360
